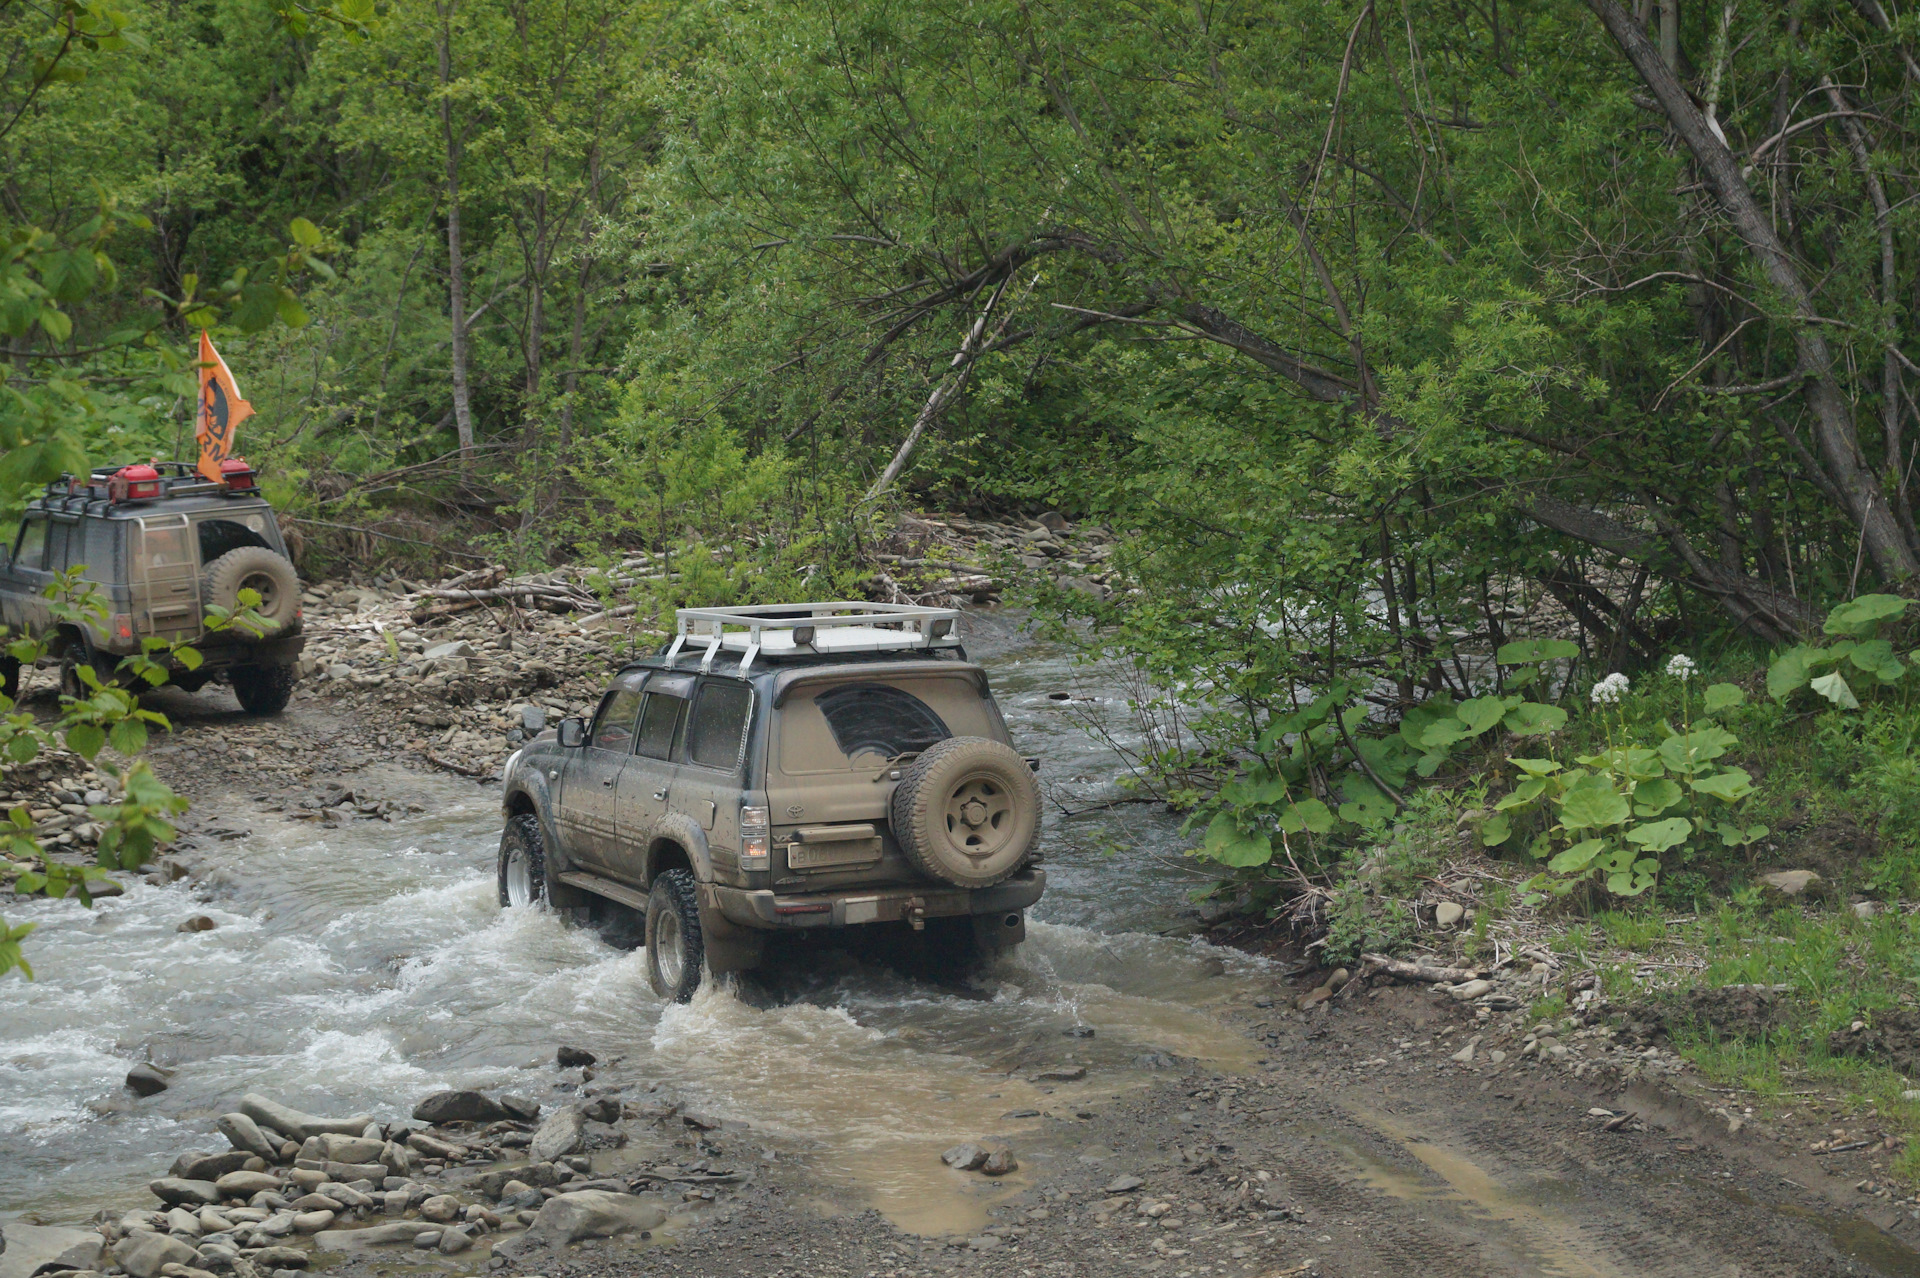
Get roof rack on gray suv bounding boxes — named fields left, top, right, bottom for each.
left=665, top=601, right=962, bottom=673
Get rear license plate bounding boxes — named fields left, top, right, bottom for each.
left=787, top=839, right=882, bottom=870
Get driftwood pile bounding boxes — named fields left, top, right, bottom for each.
left=404, top=555, right=666, bottom=627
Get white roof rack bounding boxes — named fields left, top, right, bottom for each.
left=666, top=602, right=963, bottom=674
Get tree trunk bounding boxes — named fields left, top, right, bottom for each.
left=436, top=0, right=476, bottom=463
left=1588, top=0, right=1920, bottom=582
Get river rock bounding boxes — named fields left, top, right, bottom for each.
left=421, top=641, right=475, bottom=661
left=214, top=1171, right=281, bottom=1198
left=529, top=1108, right=584, bottom=1162
left=418, top=1196, right=461, bottom=1224
left=411, top=1232, right=442, bottom=1250
left=1448, top=979, right=1493, bottom=1001
left=527, top=1191, right=667, bottom=1245
left=249, top=1249, right=306, bottom=1270
left=165, top=1207, right=204, bottom=1236
left=1759, top=870, right=1827, bottom=902
left=941, top=1143, right=987, bottom=1170
left=300, top=1134, right=383, bottom=1165
left=312, top=1223, right=425, bottom=1251
left=240, top=1095, right=374, bottom=1143
left=127, top=1064, right=173, bottom=1097
left=290, top=1211, right=334, bottom=1234
left=556, top=1046, right=596, bottom=1068
left=498, top=1094, right=541, bottom=1122
left=322, top=1184, right=374, bottom=1209
left=436, top=1227, right=473, bottom=1255
left=216, top=1114, right=279, bottom=1161
left=150, top=1180, right=222, bottom=1207
left=178, top=915, right=217, bottom=933
left=112, top=1233, right=199, bottom=1278
left=0, top=1225, right=101, bottom=1278
left=1434, top=901, right=1465, bottom=928
left=287, top=1195, right=342, bottom=1214
left=378, top=1141, right=411, bottom=1177
left=172, top=1152, right=251, bottom=1182
left=1104, top=1174, right=1145, bottom=1193
left=980, top=1143, right=1018, bottom=1176
left=256, top=1213, right=295, bottom=1238
left=1034, top=1066, right=1085, bottom=1082
left=411, top=1090, right=508, bottom=1125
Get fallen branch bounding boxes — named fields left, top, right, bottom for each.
left=423, top=751, right=492, bottom=778
left=1361, top=953, right=1481, bottom=983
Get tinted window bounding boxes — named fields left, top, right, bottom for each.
left=813, top=683, right=951, bottom=761
left=687, top=681, right=752, bottom=769
left=14, top=519, right=45, bottom=570
left=635, top=692, right=686, bottom=761
left=590, top=675, right=645, bottom=751
left=43, top=522, right=71, bottom=572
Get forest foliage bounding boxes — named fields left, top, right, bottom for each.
left=5, top=0, right=1920, bottom=900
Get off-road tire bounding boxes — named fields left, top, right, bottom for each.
left=202, top=546, right=300, bottom=633
left=230, top=663, right=297, bottom=715
left=646, top=869, right=705, bottom=1003
left=889, top=736, right=1040, bottom=889
left=497, top=813, right=549, bottom=909
left=1, top=655, right=18, bottom=702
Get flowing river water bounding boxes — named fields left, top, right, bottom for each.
left=1, top=612, right=1276, bottom=1237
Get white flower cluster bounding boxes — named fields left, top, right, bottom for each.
left=1590, top=672, right=1630, bottom=705
left=1665, top=654, right=1697, bottom=681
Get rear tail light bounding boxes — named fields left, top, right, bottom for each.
left=108, top=614, right=133, bottom=642
left=740, top=805, right=769, bottom=869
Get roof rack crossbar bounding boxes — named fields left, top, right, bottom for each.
left=671, top=601, right=961, bottom=662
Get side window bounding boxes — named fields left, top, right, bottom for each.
left=44, top=522, right=71, bottom=573
left=687, top=681, right=752, bottom=770
left=13, top=518, right=45, bottom=571
left=634, top=692, right=687, bottom=761
left=589, top=675, right=645, bottom=751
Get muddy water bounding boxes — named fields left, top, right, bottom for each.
left=0, top=611, right=1273, bottom=1235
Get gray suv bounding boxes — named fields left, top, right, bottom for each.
left=0, top=461, right=304, bottom=712
left=496, top=603, right=1045, bottom=1000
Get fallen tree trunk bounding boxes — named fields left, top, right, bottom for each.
left=1361, top=953, right=1481, bottom=983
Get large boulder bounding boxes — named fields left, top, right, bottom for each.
left=528, top=1108, right=583, bottom=1163
left=111, top=1233, right=199, bottom=1278
left=148, top=1179, right=221, bottom=1207
left=411, top=1090, right=508, bottom=1126
left=527, top=1191, right=667, bottom=1245
left=216, top=1113, right=279, bottom=1161
left=170, top=1151, right=250, bottom=1182
left=296, top=1134, right=384, bottom=1165
left=0, top=1226, right=100, bottom=1278
left=239, top=1095, right=373, bottom=1144
left=312, top=1222, right=433, bottom=1252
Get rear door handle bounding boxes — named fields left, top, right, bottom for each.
left=653, top=790, right=667, bottom=801
left=601, top=776, right=615, bottom=787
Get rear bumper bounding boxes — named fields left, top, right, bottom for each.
left=699, top=867, right=1046, bottom=930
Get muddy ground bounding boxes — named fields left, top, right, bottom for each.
left=14, top=639, right=1920, bottom=1277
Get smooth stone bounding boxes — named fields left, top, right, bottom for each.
left=980, top=1144, right=1018, bottom=1176
left=195, top=1210, right=234, bottom=1232
left=1034, top=1066, right=1086, bottom=1082
left=1447, top=979, right=1493, bottom=1001
left=421, top=641, right=475, bottom=661
left=297, top=1134, right=383, bottom=1166
left=1450, top=1036, right=1480, bottom=1063
left=1758, top=869, right=1827, bottom=901
left=127, top=1064, right=174, bottom=1097
left=172, top=1152, right=251, bottom=1183
left=418, top=1196, right=462, bottom=1224
left=556, top=1046, right=596, bottom=1068
left=214, top=1171, right=281, bottom=1198
left=111, top=1234, right=200, bottom=1278
left=286, top=1195, right=342, bottom=1214
left=1434, top=902, right=1466, bottom=928
left=240, top=1095, right=373, bottom=1143
left=527, top=1191, right=667, bottom=1245
left=249, top=1248, right=306, bottom=1270
left=0, top=1225, right=100, bottom=1278
left=411, top=1233, right=442, bottom=1251
left=311, top=1223, right=425, bottom=1251
left=379, top=1141, right=412, bottom=1177
left=528, top=1108, right=583, bottom=1163
left=437, top=1228, right=473, bottom=1255
left=217, top=1113, right=279, bottom=1161
left=1104, top=1174, right=1144, bottom=1193
left=164, top=1208, right=203, bottom=1237
left=290, top=1211, right=334, bottom=1234
left=150, top=1180, right=222, bottom=1207
left=498, top=1094, right=541, bottom=1123
left=941, top=1143, right=986, bottom=1171
left=412, top=1090, right=508, bottom=1125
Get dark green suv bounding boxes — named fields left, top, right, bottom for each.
left=497, top=603, right=1046, bottom=1000
left=0, top=461, right=305, bottom=713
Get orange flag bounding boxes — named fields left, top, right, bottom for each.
left=196, top=330, right=254, bottom=483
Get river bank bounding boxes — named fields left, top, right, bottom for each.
left=7, top=597, right=1920, bottom=1275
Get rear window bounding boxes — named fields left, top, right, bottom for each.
left=778, top=676, right=995, bottom=774
left=687, top=681, right=752, bottom=770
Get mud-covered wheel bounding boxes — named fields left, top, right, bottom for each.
left=498, top=813, right=549, bottom=909
left=230, top=663, right=297, bottom=715
left=202, top=546, right=300, bottom=633
left=646, top=869, right=705, bottom=1003
left=889, top=736, right=1040, bottom=889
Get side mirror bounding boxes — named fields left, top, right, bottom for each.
left=557, top=717, right=587, bottom=748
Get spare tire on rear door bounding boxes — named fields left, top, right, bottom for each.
left=201, top=546, right=300, bottom=633
left=889, top=736, right=1040, bottom=889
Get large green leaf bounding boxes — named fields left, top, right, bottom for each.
left=1547, top=838, right=1605, bottom=873
left=1496, top=638, right=1581, bottom=665
left=1657, top=726, right=1736, bottom=775
left=1419, top=717, right=1476, bottom=750
left=1494, top=778, right=1547, bottom=811
left=1455, top=695, right=1511, bottom=734
left=1201, top=813, right=1272, bottom=867
left=1625, top=817, right=1692, bottom=853
left=1509, top=757, right=1563, bottom=777
left=1701, top=683, right=1745, bottom=714
left=1689, top=767, right=1755, bottom=802
left=1276, top=798, right=1335, bottom=834
left=1824, top=594, right=1910, bottom=637
left=1503, top=702, right=1568, bottom=736
left=1766, top=648, right=1811, bottom=700
left=1558, top=780, right=1629, bottom=829
left=1631, top=777, right=1683, bottom=815
left=1810, top=671, right=1860, bottom=710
